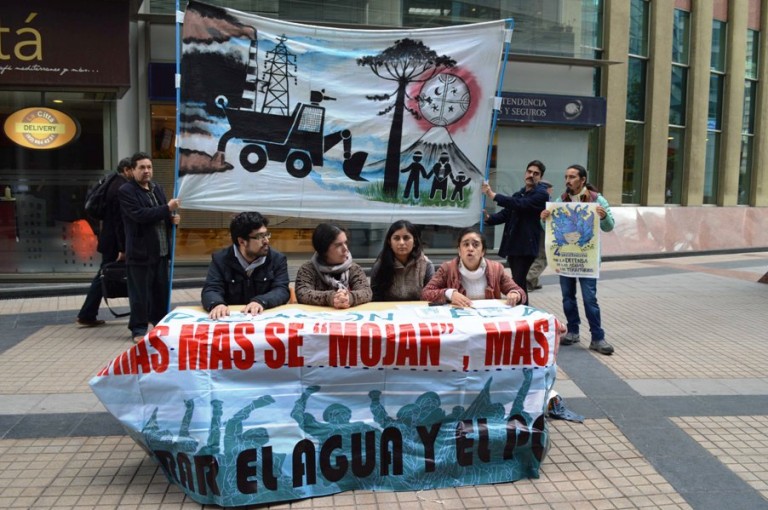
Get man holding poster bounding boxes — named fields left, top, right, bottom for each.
left=541, top=164, right=615, bottom=355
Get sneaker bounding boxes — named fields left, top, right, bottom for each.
left=561, top=332, right=580, bottom=345
left=589, top=340, right=614, bottom=355
left=76, top=318, right=105, bottom=327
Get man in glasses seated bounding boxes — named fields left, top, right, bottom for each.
left=202, top=211, right=290, bottom=319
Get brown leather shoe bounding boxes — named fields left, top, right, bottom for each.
left=76, top=318, right=106, bottom=327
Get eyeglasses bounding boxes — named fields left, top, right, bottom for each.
left=248, top=232, right=271, bottom=241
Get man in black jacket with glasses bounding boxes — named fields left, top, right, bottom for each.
left=202, top=211, right=290, bottom=320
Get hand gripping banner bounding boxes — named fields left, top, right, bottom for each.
left=177, top=1, right=508, bottom=226
left=90, top=303, right=559, bottom=506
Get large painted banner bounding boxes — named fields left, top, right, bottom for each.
left=545, top=202, right=601, bottom=278
left=176, top=1, right=508, bottom=226
left=90, top=302, right=559, bottom=506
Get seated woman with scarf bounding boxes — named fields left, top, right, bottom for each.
left=295, top=223, right=372, bottom=309
left=422, top=227, right=525, bottom=307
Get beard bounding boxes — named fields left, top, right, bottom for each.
left=245, top=246, right=268, bottom=261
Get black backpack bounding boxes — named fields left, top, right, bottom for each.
left=84, top=172, right=119, bottom=220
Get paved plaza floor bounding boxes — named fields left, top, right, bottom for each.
left=0, top=251, right=767, bottom=509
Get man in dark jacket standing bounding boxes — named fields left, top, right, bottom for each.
left=76, top=157, right=133, bottom=326
left=202, top=211, right=290, bottom=319
left=482, top=160, right=549, bottom=305
left=119, top=152, right=180, bottom=342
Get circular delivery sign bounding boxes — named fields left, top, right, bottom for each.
left=3, top=107, right=80, bottom=150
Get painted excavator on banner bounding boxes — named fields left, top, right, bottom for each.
left=213, top=90, right=369, bottom=181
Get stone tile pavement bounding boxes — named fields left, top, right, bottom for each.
left=0, top=251, right=766, bottom=509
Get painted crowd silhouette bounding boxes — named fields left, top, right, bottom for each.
left=142, top=369, right=548, bottom=505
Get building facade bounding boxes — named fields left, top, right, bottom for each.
left=1, top=0, right=766, bottom=278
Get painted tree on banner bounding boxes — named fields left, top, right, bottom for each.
left=358, top=39, right=456, bottom=196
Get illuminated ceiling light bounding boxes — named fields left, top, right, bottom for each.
left=409, top=8, right=443, bottom=15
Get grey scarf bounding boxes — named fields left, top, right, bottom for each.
left=311, top=252, right=353, bottom=290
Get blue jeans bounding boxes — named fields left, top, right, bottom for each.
left=559, top=275, right=604, bottom=341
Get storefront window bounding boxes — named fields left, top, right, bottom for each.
left=623, top=121, right=644, bottom=204
left=0, top=91, right=111, bottom=273
left=671, top=8, right=690, bottom=64
left=704, top=20, right=726, bottom=205
left=746, top=29, right=760, bottom=80
left=151, top=104, right=177, bottom=160
left=666, top=127, right=684, bottom=205
left=739, top=30, right=759, bottom=205
left=669, top=65, right=687, bottom=127
left=626, top=58, right=647, bottom=121
left=708, top=73, right=724, bottom=131
left=738, top=135, right=753, bottom=205
left=669, top=9, right=689, bottom=126
left=496, top=0, right=603, bottom=59
left=703, top=132, right=720, bottom=205
left=623, top=0, right=648, bottom=205
left=710, top=19, right=727, bottom=72
left=588, top=127, right=601, bottom=185
left=281, top=0, right=366, bottom=24
left=152, top=1, right=604, bottom=60
left=628, top=0, right=649, bottom=56
left=666, top=9, right=688, bottom=205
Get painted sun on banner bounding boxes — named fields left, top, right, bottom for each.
left=177, top=1, right=509, bottom=226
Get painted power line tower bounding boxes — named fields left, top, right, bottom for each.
left=260, top=34, right=297, bottom=116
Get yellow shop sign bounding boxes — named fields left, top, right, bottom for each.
left=3, top=107, right=79, bottom=150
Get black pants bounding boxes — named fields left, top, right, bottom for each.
left=126, top=256, right=169, bottom=337
left=507, top=255, right=536, bottom=305
left=78, top=250, right=119, bottom=321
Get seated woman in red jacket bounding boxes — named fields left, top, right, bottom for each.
left=421, top=227, right=525, bottom=307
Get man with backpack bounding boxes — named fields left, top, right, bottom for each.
left=76, top=158, right=133, bottom=326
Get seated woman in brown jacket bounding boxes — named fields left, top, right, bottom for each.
left=370, top=219, right=434, bottom=301
left=295, top=223, right=372, bottom=309
left=421, top=227, right=525, bottom=307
